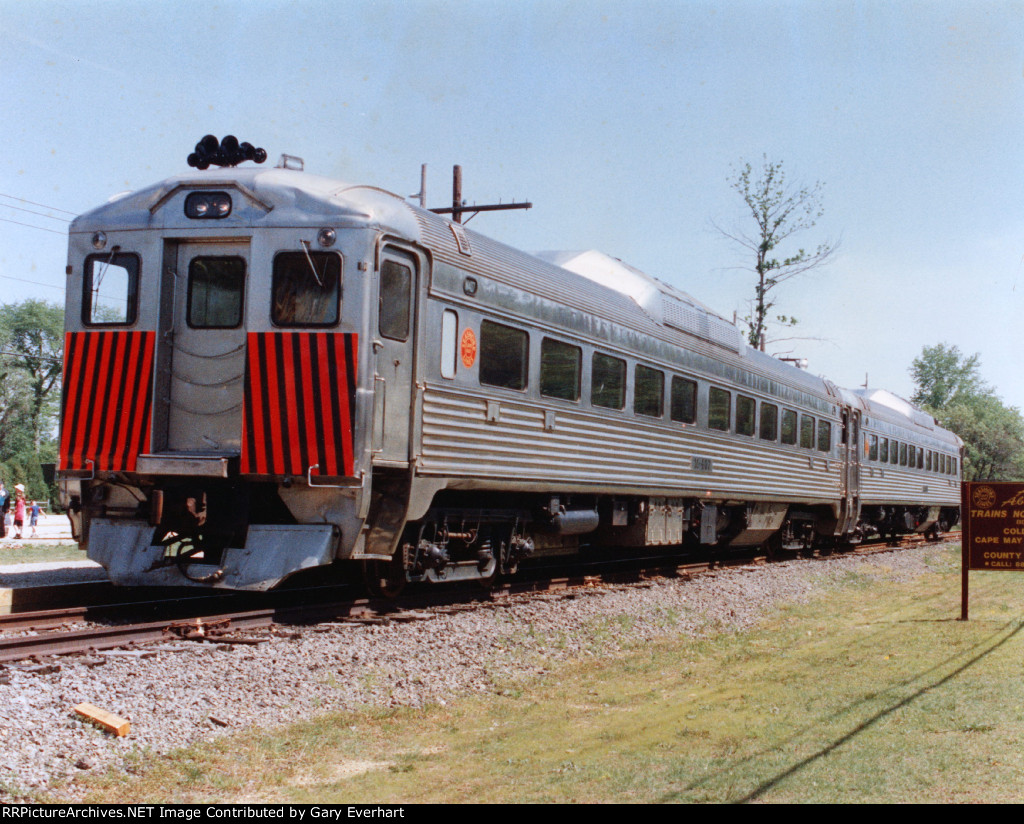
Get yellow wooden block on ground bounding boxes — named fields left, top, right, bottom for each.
left=74, top=702, right=130, bottom=737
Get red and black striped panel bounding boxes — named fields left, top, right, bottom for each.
left=59, top=330, right=155, bottom=472
left=240, top=332, right=358, bottom=478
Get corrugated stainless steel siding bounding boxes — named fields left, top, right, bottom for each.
left=859, top=467, right=959, bottom=506
left=419, top=388, right=841, bottom=501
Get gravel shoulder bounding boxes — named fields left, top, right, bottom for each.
left=0, top=544, right=950, bottom=800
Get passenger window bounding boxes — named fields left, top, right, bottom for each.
left=670, top=377, right=697, bottom=424
left=379, top=259, right=412, bottom=341
left=541, top=338, right=582, bottom=401
left=799, top=415, right=814, bottom=449
left=188, top=256, right=245, bottom=328
left=708, top=387, right=731, bottom=431
left=480, top=321, right=528, bottom=390
left=736, top=395, right=755, bottom=436
left=918, top=450, right=924, bottom=469
left=818, top=420, right=832, bottom=452
left=634, top=365, right=665, bottom=417
left=759, top=403, right=778, bottom=441
left=952, top=457, right=957, bottom=475
left=899, top=443, right=907, bottom=466
left=869, top=434, right=878, bottom=461
left=592, top=352, right=626, bottom=409
left=908, top=445, right=916, bottom=467
left=880, top=438, right=889, bottom=463
left=271, top=251, right=341, bottom=327
left=781, top=409, right=797, bottom=445
left=440, top=309, right=458, bottom=379
left=83, top=252, right=140, bottom=326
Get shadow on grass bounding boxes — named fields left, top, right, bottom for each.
left=661, top=618, right=1024, bottom=803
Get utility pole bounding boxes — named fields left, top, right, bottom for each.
left=452, top=165, right=463, bottom=223
left=424, top=165, right=532, bottom=224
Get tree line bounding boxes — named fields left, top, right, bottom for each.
left=0, top=299, right=63, bottom=504
left=910, top=343, right=1024, bottom=481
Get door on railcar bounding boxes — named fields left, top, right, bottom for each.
left=372, top=246, right=420, bottom=464
left=164, top=240, right=249, bottom=453
left=840, top=408, right=862, bottom=534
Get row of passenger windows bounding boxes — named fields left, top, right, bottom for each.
left=450, top=317, right=834, bottom=452
left=866, top=434, right=958, bottom=475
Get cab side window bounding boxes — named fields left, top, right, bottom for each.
left=83, top=252, right=140, bottom=326
left=272, top=251, right=341, bottom=327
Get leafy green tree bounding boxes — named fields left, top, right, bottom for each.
left=941, top=395, right=1024, bottom=481
left=910, top=343, right=990, bottom=410
left=909, top=342, right=1024, bottom=481
left=716, top=156, right=838, bottom=348
left=2, top=300, right=64, bottom=450
left=0, top=300, right=64, bottom=502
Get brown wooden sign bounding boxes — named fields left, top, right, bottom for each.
left=963, top=482, right=1024, bottom=570
left=961, top=481, right=1024, bottom=619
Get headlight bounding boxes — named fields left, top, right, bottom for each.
left=185, top=191, right=232, bottom=219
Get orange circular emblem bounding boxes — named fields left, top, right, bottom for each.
left=460, top=328, right=477, bottom=369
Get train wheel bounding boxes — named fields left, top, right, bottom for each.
left=362, top=557, right=406, bottom=599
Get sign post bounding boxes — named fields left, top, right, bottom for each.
left=961, top=481, right=1024, bottom=620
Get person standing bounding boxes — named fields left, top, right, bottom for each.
left=13, top=484, right=26, bottom=539
left=29, top=500, right=40, bottom=538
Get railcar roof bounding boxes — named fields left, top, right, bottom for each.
left=69, top=166, right=421, bottom=237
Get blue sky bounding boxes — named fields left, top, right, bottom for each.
left=1, top=0, right=1022, bottom=407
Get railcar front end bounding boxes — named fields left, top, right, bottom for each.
left=58, top=162, right=408, bottom=589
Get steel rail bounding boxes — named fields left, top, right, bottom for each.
left=0, top=533, right=960, bottom=663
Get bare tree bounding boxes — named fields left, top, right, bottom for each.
left=716, top=156, right=838, bottom=349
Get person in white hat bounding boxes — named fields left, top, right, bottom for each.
left=12, top=484, right=25, bottom=539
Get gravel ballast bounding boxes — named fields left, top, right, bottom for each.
left=0, top=545, right=949, bottom=798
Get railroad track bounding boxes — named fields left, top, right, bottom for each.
left=0, top=533, right=960, bottom=665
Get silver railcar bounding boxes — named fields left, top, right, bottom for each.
left=57, top=152, right=961, bottom=591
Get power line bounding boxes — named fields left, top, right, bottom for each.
left=0, top=274, right=65, bottom=292
left=0, top=193, right=77, bottom=216
left=0, top=216, right=66, bottom=236
left=0, top=202, right=71, bottom=223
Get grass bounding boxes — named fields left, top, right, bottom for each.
left=0, top=542, right=83, bottom=566
left=50, top=544, right=1024, bottom=803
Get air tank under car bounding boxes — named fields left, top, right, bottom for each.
left=57, top=140, right=962, bottom=592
